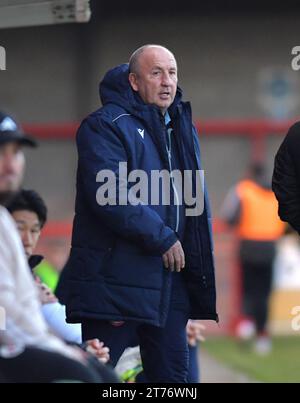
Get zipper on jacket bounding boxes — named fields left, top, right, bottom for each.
left=166, top=127, right=180, bottom=233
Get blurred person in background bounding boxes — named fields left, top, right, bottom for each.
left=0, top=111, right=117, bottom=383
left=222, top=162, right=285, bottom=355
left=7, top=189, right=110, bottom=365
left=59, top=44, right=218, bottom=383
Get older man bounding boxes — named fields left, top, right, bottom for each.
left=60, top=45, right=218, bottom=383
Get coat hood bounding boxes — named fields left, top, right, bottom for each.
left=99, top=63, right=183, bottom=115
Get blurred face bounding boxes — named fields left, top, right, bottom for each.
left=0, top=142, right=25, bottom=205
left=12, top=210, right=41, bottom=258
left=129, top=47, right=178, bottom=114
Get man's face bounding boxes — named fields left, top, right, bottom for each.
left=129, top=47, right=178, bottom=114
left=12, top=210, right=41, bottom=258
left=0, top=142, right=25, bottom=204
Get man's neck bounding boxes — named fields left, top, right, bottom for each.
left=159, top=104, right=169, bottom=115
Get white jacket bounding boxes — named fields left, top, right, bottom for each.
left=0, top=206, right=76, bottom=359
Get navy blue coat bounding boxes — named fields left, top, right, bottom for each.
left=61, top=64, right=218, bottom=327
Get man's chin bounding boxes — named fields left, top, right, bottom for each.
left=158, top=101, right=173, bottom=112
left=0, top=190, right=19, bottom=206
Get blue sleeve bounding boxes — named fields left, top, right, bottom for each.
left=76, top=114, right=178, bottom=255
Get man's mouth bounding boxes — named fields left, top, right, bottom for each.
left=159, top=91, right=171, bottom=99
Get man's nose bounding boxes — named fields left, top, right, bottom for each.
left=161, top=72, right=172, bottom=86
left=23, top=231, right=33, bottom=246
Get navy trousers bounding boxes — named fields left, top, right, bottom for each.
left=135, top=341, right=200, bottom=383
left=188, top=345, right=200, bottom=383
left=82, top=272, right=190, bottom=383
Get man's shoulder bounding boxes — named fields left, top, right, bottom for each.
left=76, top=105, right=137, bottom=146
left=77, top=106, right=137, bottom=145
left=84, top=105, right=132, bottom=127
left=284, top=121, right=300, bottom=146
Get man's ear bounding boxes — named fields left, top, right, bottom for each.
left=129, top=73, right=139, bottom=92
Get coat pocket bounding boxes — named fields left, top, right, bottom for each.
left=68, top=246, right=113, bottom=282
left=103, top=241, right=163, bottom=290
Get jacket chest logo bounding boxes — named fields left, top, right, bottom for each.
left=137, top=128, right=145, bottom=139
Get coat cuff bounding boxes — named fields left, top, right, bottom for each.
left=158, top=232, right=178, bottom=255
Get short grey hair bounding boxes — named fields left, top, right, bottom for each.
left=129, top=44, right=175, bottom=75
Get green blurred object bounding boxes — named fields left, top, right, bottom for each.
left=34, top=261, right=59, bottom=292
left=204, top=336, right=300, bottom=383
left=115, top=347, right=143, bottom=383
left=121, top=364, right=143, bottom=383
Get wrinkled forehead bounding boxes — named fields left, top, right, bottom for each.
left=139, top=47, right=177, bottom=70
